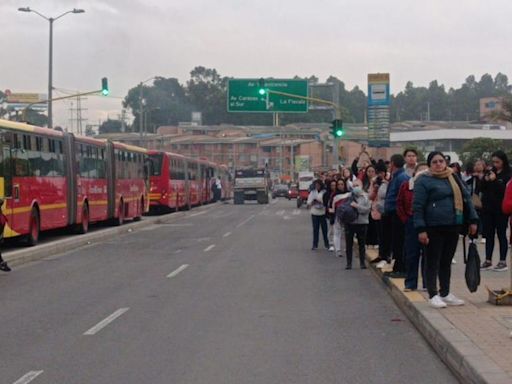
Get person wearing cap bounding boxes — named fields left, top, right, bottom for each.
left=413, top=151, right=478, bottom=308
left=0, top=198, right=11, bottom=272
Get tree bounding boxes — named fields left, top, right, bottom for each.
left=99, top=119, right=122, bottom=134
left=458, top=137, right=504, bottom=164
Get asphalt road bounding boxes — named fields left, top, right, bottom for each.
left=0, top=199, right=458, bottom=384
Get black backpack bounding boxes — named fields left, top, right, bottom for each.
left=336, top=195, right=358, bottom=225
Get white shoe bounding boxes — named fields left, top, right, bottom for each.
left=480, top=238, right=486, bottom=244
left=452, top=259, right=457, bottom=264
left=376, top=260, right=388, bottom=269
left=441, top=293, right=464, bottom=306
left=429, top=295, right=448, bottom=309
left=328, top=246, right=335, bottom=252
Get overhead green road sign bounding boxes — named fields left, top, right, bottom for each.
left=227, top=78, right=308, bottom=113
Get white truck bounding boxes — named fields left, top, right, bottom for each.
left=233, top=168, right=270, bottom=204
left=297, top=171, right=314, bottom=208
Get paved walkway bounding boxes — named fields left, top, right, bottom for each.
left=368, top=239, right=512, bottom=384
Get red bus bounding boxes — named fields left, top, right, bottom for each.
left=148, top=151, right=231, bottom=212
left=0, top=119, right=148, bottom=244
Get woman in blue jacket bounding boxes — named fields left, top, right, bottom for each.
left=413, top=152, right=478, bottom=309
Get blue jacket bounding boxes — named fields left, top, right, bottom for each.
left=384, top=168, right=410, bottom=214
left=413, top=173, right=479, bottom=233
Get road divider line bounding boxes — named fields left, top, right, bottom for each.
left=204, top=244, right=216, bottom=252
left=167, top=264, right=189, bottom=278
left=13, top=371, right=44, bottom=384
left=236, top=214, right=255, bottom=228
left=83, top=308, right=130, bottom=336
left=223, top=232, right=232, bottom=238
left=189, top=211, right=207, bottom=217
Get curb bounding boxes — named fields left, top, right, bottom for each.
left=3, top=203, right=216, bottom=268
left=366, top=250, right=512, bottom=384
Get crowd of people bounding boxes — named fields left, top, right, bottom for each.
left=306, top=148, right=512, bottom=309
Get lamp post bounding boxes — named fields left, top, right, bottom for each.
left=138, top=77, right=157, bottom=140
left=18, top=6, right=85, bottom=128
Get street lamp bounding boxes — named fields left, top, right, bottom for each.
left=18, top=6, right=85, bottom=128
left=138, top=77, right=157, bottom=139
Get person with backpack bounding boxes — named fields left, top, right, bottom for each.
left=307, top=179, right=330, bottom=251
left=0, top=199, right=11, bottom=272
left=343, top=179, right=371, bottom=270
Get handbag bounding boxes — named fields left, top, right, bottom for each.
left=463, top=236, right=481, bottom=293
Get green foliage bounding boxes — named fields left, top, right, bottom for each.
left=99, top=119, right=122, bottom=134
left=458, top=137, right=506, bottom=164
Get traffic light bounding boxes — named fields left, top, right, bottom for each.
left=258, top=78, right=266, bottom=95
left=331, top=119, right=344, bottom=138
left=101, top=77, right=109, bottom=96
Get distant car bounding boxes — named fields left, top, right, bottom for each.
left=288, top=184, right=298, bottom=199
left=272, top=184, right=289, bottom=199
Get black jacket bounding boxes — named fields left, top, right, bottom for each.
left=480, top=170, right=511, bottom=213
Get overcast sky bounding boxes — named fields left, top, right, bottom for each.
left=1, top=0, right=511, bottom=129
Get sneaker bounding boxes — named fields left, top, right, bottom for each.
left=480, top=238, right=486, bottom=244
left=452, top=259, right=457, bottom=264
left=328, top=246, right=335, bottom=252
left=337, top=253, right=344, bottom=258
left=0, top=261, right=11, bottom=272
left=384, top=271, right=406, bottom=279
left=311, top=247, right=318, bottom=251
left=345, top=265, right=352, bottom=270
left=492, top=262, right=508, bottom=272
left=441, top=293, right=464, bottom=306
left=429, top=295, right=448, bottom=309
left=480, top=260, right=493, bottom=270
left=376, top=260, right=388, bottom=269
left=360, top=264, right=367, bottom=270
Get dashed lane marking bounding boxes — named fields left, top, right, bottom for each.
left=174, top=249, right=183, bottom=254
left=83, top=308, right=130, bottom=336
left=283, top=216, right=291, bottom=220
left=236, top=215, right=255, bottom=228
left=204, top=244, right=216, bottom=252
left=167, top=264, right=189, bottom=278
left=13, top=371, right=44, bottom=384
left=276, top=210, right=285, bottom=216
left=189, top=211, right=208, bottom=217
left=223, top=232, right=232, bottom=238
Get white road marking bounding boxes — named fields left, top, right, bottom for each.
left=204, top=244, right=216, bottom=252
left=13, top=371, right=44, bottom=384
left=174, top=249, right=183, bottom=254
left=196, top=237, right=211, bottom=243
left=223, top=232, right=232, bottom=238
left=189, top=211, right=207, bottom=217
left=83, top=308, right=130, bottom=336
left=283, top=216, right=291, bottom=220
left=167, top=264, right=189, bottom=278
left=276, top=210, right=285, bottom=216
left=236, top=214, right=255, bottom=228
left=292, top=209, right=301, bottom=215
left=163, top=223, right=194, bottom=227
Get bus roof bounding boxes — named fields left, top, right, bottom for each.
left=0, top=119, right=64, bottom=138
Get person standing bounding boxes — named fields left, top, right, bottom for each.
left=325, top=180, right=338, bottom=252
left=345, top=179, right=371, bottom=270
left=397, top=163, right=429, bottom=291
left=384, top=154, right=410, bottom=278
left=0, top=199, right=11, bottom=272
left=330, top=179, right=351, bottom=258
left=480, top=151, right=511, bottom=272
left=307, top=180, right=330, bottom=251
left=413, top=152, right=478, bottom=308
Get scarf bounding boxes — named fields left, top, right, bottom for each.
left=428, top=168, right=464, bottom=224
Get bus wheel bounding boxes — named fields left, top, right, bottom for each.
left=133, top=198, right=144, bottom=221
left=27, top=208, right=40, bottom=246
left=115, top=201, right=125, bottom=226
left=77, top=204, right=89, bottom=234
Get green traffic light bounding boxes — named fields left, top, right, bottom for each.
left=102, top=89, right=109, bottom=96
left=101, top=77, right=109, bottom=96
left=335, top=129, right=343, bottom=137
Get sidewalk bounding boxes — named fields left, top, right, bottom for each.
left=367, top=241, right=512, bottom=384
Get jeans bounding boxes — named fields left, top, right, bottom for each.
left=311, top=214, right=329, bottom=249
left=391, top=213, right=406, bottom=273
left=378, top=214, right=392, bottom=260
left=345, top=224, right=368, bottom=267
left=481, top=210, right=509, bottom=262
left=333, top=221, right=346, bottom=256
left=424, top=227, right=459, bottom=299
left=404, top=218, right=426, bottom=290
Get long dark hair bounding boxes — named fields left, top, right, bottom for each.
left=491, top=150, right=511, bottom=174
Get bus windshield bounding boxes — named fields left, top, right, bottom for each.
left=148, top=154, right=163, bottom=176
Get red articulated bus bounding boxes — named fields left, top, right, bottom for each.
left=147, top=150, right=231, bottom=213
left=0, top=119, right=148, bottom=244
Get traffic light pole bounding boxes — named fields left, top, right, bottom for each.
left=22, top=89, right=104, bottom=124
left=266, top=89, right=342, bottom=168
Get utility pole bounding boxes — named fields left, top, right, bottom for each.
left=139, top=82, right=144, bottom=140
left=427, top=101, right=431, bottom=121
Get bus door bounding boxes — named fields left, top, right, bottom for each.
left=1, top=132, right=14, bottom=236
